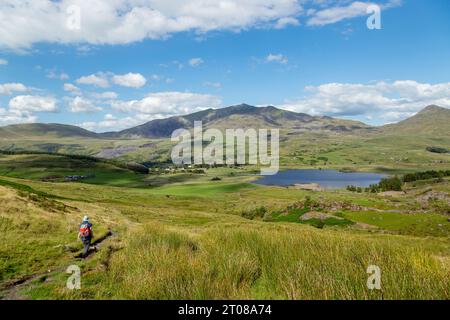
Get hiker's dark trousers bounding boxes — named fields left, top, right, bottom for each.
left=81, top=238, right=91, bottom=258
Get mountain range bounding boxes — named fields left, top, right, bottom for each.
left=0, top=104, right=448, bottom=140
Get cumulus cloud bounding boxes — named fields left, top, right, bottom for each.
left=0, top=58, right=7, bottom=65
left=79, top=113, right=153, bottom=132
left=0, top=1, right=402, bottom=51
left=76, top=72, right=147, bottom=88
left=68, top=96, right=102, bottom=113
left=91, top=91, right=118, bottom=99
left=0, top=108, right=36, bottom=126
left=76, top=73, right=110, bottom=88
left=0, top=83, right=28, bottom=95
left=9, top=95, right=58, bottom=113
left=279, top=80, right=450, bottom=123
left=111, top=91, right=222, bottom=116
left=266, top=53, right=288, bottom=64
left=112, top=73, right=147, bottom=88
left=79, top=91, right=222, bottom=132
left=0, top=92, right=58, bottom=125
left=63, top=83, right=82, bottom=95
left=189, top=58, right=204, bottom=67
left=0, top=0, right=303, bottom=50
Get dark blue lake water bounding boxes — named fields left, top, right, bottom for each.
left=253, top=169, right=386, bottom=189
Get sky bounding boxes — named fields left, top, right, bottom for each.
left=0, top=0, right=449, bottom=132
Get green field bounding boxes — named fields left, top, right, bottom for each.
left=0, top=152, right=449, bottom=300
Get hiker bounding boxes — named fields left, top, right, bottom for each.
left=78, top=216, right=93, bottom=258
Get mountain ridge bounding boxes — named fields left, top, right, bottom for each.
left=107, top=103, right=371, bottom=138
left=0, top=123, right=99, bottom=139
left=0, top=104, right=448, bottom=139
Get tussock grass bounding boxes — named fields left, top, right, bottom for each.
left=1, top=173, right=449, bottom=300
left=102, top=223, right=450, bottom=300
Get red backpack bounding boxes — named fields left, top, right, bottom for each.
left=79, top=223, right=92, bottom=238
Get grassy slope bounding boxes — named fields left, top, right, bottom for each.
left=0, top=153, right=150, bottom=187
left=2, top=131, right=448, bottom=173
left=0, top=169, right=449, bottom=299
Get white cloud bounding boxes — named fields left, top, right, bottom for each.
left=266, top=53, right=288, bottom=64
left=275, top=17, right=300, bottom=29
left=81, top=91, right=222, bottom=131
left=76, top=73, right=110, bottom=88
left=9, top=95, right=58, bottom=113
left=307, top=1, right=369, bottom=26
left=0, top=83, right=28, bottom=95
left=91, top=91, right=118, bottom=99
left=279, top=80, right=450, bottom=124
left=111, top=91, right=222, bottom=116
left=47, top=70, right=69, bottom=80
left=203, top=81, right=222, bottom=89
left=112, top=73, right=147, bottom=88
left=76, top=72, right=146, bottom=88
left=77, top=121, right=98, bottom=132
left=307, top=0, right=402, bottom=26
left=189, top=58, right=204, bottom=67
left=0, top=108, right=36, bottom=126
left=63, top=83, right=82, bottom=95
left=68, top=96, right=102, bottom=113
left=0, top=0, right=303, bottom=50
left=0, top=1, right=403, bottom=51
left=0, top=58, right=8, bottom=65
left=78, top=113, right=155, bottom=132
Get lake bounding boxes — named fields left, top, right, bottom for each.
left=253, top=169, right=387, bottom=189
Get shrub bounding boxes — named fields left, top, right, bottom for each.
left=241, top=206, right=267, bottom=220
left=426, top=146, right=449, bottom=154
left=126, top=162, right=150, bottom=174
left=378, top=176, right=403, bottom=191
left=403, top=170, right=450, bottom=183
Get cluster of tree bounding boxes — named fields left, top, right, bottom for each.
left=347, top=170, right=450, bottom=194
left=0, top=149, right=100, bottom=162
left=125, top=162, right=149, bottom=174
left=347, top=176, right=403, bottom=193
left=426, top=146, right=449, bottom=154
left=403, top=170, right=450, bottom=182
left=346, top=185, right=364, bottom=193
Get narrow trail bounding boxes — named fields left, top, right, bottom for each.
left=0, top=230, right=116, bottom=300
left=74, top=230, right=115, bottom=259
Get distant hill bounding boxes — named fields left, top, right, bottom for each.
left=106, top=104, right=370, bottom=138
left=1, top=104, right=448, bottom=141
left=0, top=123, right=99, bottom=139
left=380, top=105, right=450, bottom=136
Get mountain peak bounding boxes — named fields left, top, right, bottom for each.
left=418, top=105, right=448, bottom=114
left=227, top=103, right=256, bottom=111
left=381, top=105, right=450, bottom=136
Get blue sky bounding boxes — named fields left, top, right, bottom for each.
left=0, top=0, right=449, bottom=131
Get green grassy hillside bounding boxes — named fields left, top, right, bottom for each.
left=0, top=123, right=99, bottom=139
left=381, top=105, right=450, bottom=136
left=0, top=156, right=449, bottom=299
